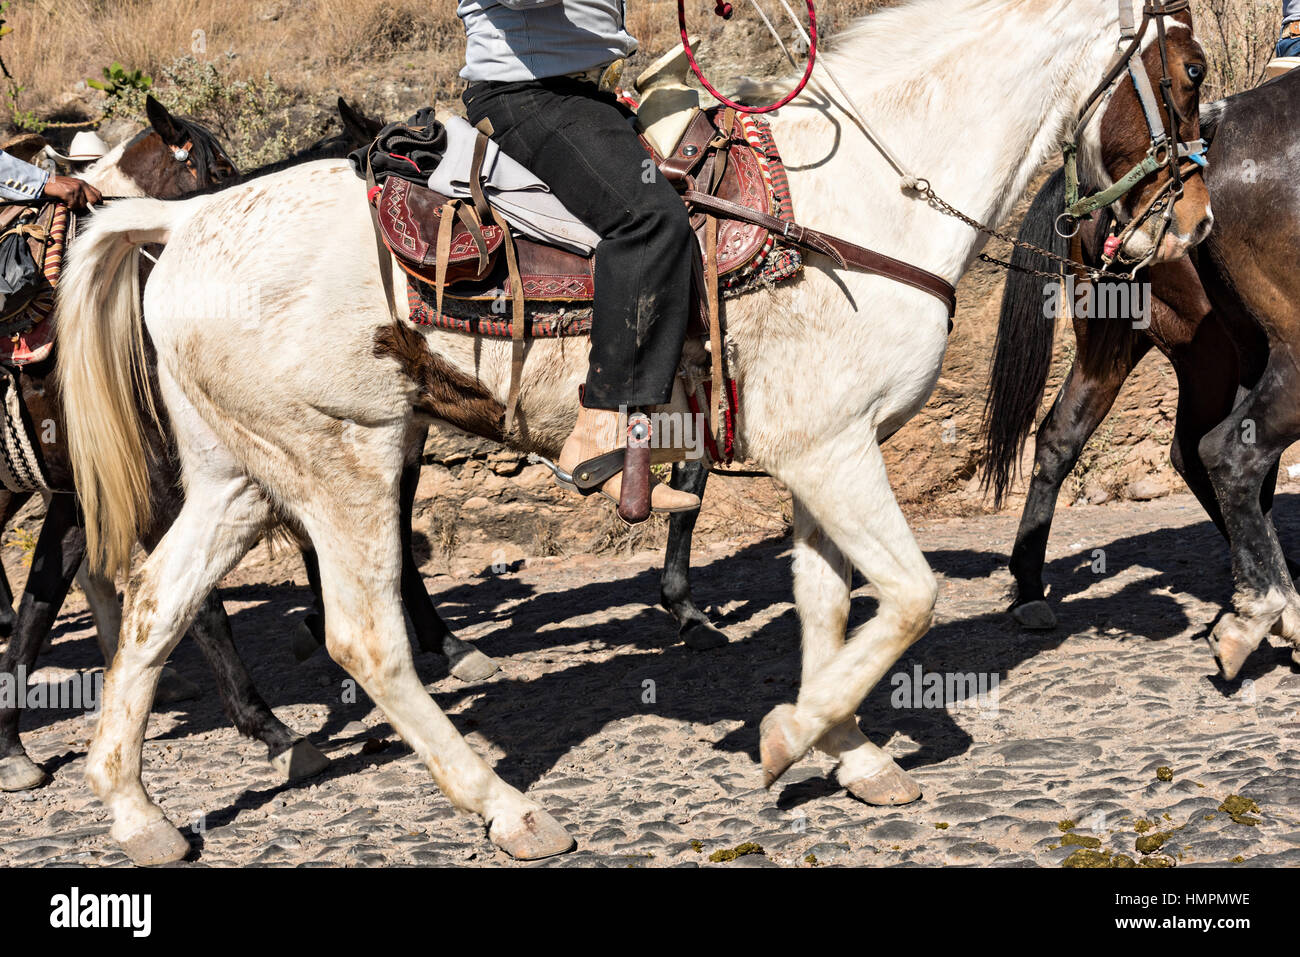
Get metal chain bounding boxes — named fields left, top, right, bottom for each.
left=917, top=183, right=1142, bottom=282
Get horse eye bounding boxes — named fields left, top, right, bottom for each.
left=1186, top=64, right=1204, bottom=84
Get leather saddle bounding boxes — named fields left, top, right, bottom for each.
left=374, top=107, right=780, bottom=311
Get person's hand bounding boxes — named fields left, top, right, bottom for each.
left=42, top=175, right=102, bottom=210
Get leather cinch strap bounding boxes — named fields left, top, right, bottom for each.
left=682, top=190, right=958, bottom=318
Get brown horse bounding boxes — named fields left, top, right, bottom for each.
left=981, top=73, right=1299, bottom=681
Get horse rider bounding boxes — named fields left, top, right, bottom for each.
left=1, top=132, right=103, bottom=209
left=1279, top=0, right=1300, bottom=58
left=458, top=0, right=701, bottom=513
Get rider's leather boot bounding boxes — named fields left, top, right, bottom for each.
left=556, top=403, right=702, bottom=513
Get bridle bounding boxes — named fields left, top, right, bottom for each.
left=1057, top=0, right=1207, bottom=272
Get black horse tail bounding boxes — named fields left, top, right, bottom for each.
left=979, top=168, right=1070, bottom=508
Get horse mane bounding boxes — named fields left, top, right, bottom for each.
left=979, top=167, right=1071, bottom=507
left=979, top=162, right=1139, bottom=507
left=166, top=114, right=235, bottom=186
left=1199, top=98, right=1226, bottom=145
left=183, top=138, right=354, bottom=198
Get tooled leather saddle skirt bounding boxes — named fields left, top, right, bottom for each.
left=373, top=107, right=803, bottom=339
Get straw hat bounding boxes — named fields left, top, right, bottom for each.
left=43, top=131, right=111, bottom=164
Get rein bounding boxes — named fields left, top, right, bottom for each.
left=695, top=0, right=1204, bottom=285
left=677, top=0, right=817, bottom=113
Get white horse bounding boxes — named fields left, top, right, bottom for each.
left=54, top=0, right=1210, bottom=864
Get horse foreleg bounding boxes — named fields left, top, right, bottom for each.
left=1008, top=343, right=1143, bottom=630
left=787, top=498, right=920, bottom=805
left=659, top=459, right=725, bottom=649
left=0, top=489, right=34, bottom=640
left=0, top=493, right=81, bottom=790
left=1168, top=310, right=1241, bottom=538
left=1200, top=355, right=1300, bottom=679
left=760, top=439, right=934, bottom=801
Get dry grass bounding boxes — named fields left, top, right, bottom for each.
left=4, top=1, right=887, bottom=130
left=1, top=0, right=1283, bottom=159
left=1199, top=0, right=1280, bottom=99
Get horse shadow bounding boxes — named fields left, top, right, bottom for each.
left=14, top=500, right=1298, bottom=824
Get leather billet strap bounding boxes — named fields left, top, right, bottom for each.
left=464, top=126, right=528, bottom=434
left=365, top=154, right=400, bottom=323
left=682, top=190, right=958, bottom=318
left=468, top=117, right=526, bottom=433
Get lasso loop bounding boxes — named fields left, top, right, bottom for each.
left=677, top=0, right=817, bottom=114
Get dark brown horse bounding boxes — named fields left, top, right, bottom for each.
left=981, top=72, right=1300, bottom=681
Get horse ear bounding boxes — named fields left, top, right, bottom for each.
left=145, top=95, right=185, bottom=146
left=337, top=97, right=382, bottom=146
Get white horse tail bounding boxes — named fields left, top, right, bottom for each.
left=56, top=197, right=196, bottom=576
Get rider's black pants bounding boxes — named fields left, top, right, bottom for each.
left=463, top=77, right=694, bottom=410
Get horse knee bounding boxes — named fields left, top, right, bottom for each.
left=892, top=573, right=937, bottom=641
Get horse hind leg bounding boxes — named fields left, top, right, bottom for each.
left=87, top=474, right=274, bottom=865
left=290, top=457, right=500, bottom=684
left=299, top=466, right=572, bottom=860
left=659, top=459, right=726, bottom=649
left=761, top=440, right=935, bottom=801
left=77, top=563, right=199, bottom=704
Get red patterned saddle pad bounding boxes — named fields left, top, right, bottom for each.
left=0, top=203, right=71, bottom=366
left=408, top=110, right=802, bottom=338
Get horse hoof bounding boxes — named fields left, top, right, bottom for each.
left=843, top=761, right=922, bottom=806
left=155, top=668, right=199, bottom=705
left=449, top=649, right=500, bottom=683
left=488, top=807, right=575, bottom=861
left=680, top=618, right=727, bottom=651
left=269, top=738, right=330, bottom=782
left=759, top=704, right=805, bottom=788
left=290, top=622, right=322, bottom=663
left=0, top=753, right=48, bottom=791
left=1208, top=614, right=1262, bottom=682
left=119, top=819, right=190, bottom=866
left=1011, top=600, right=1056, bottom=630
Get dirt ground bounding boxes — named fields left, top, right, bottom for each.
left=1, top=489, right=1298, bottom=868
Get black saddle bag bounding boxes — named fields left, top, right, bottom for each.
left=0, top=206, right=44, bottom=323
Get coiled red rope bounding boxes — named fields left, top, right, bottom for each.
left=678, top=0, right=817, bottom=114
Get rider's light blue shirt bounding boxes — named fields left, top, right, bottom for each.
left=458, top=0, right=638, bottom=83
left=0, top=150, right=48, bottom=204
